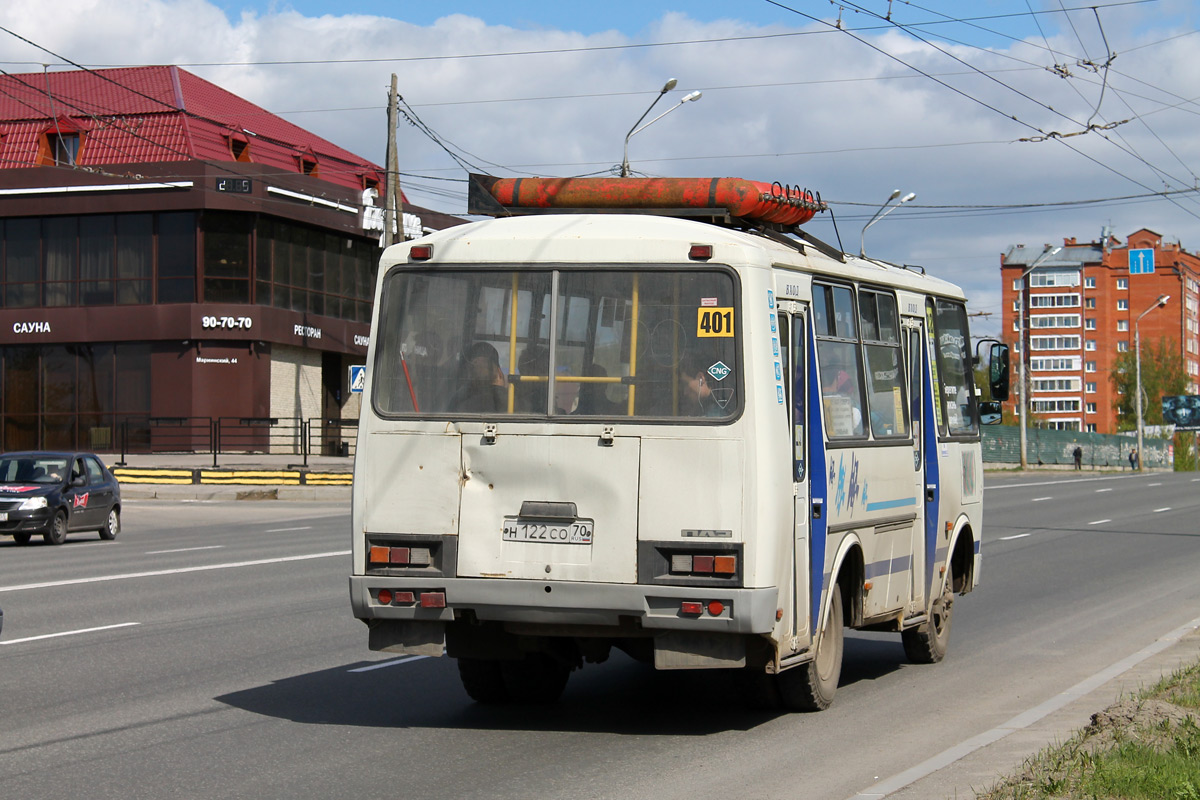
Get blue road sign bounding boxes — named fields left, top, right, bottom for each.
left=349, top=365, right=366, bottom=393
left=1129, top=248, right=1155, bottom=274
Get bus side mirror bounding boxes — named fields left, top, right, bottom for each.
left=988, top=342, right=1010, bottom=402
left=978, top=401, right=1002, bottom=425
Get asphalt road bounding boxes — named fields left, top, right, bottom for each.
left=2, top=471, right=1199, bottom=800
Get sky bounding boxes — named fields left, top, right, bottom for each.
left=2, top=0, right=1199, bottom=338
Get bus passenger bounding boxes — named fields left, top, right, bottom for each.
left=678, top=356, right=723, bottom=417
left=452, top=341, right=508, bottom=413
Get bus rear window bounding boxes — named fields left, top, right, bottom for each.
left=373, top=268, right=740, bottom=421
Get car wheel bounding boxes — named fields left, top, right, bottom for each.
left=44, top=510, right=68, bottom=545
left=99, top=508, right=120, bottom=540
left=13, top=533, right=31, bottom=546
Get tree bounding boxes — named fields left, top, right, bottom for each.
left=1109, top=337, right=1189, bottom=432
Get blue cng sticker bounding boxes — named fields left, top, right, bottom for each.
left=1129, top=248, right=1155, bottom=274
left=767, top=290, right=775, bottom=310
left=707, top=361, right=731, bottom=382
left=349, top=365, right=366, bottom=393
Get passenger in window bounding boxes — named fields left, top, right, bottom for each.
left=678, top=355, right=725, bottom=417
left=576, top=364, right=622, bottom=416
left=822, top=362, right=864, bottom=435
left=410, top=331, right=450, bottom=412
left=513, top=344, right=548, bottom=412
left=452, top=341, right=508, bottom=413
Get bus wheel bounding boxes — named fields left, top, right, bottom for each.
left=501, top=653, right=570, bottom=704
left=779, top=584, right=843, bottom=711
left=457, top=658, right=510, bottom=704
left=903, top=564, right=955, bottom=664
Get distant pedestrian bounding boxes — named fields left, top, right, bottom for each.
left=1129, top=448, right=1138, bottom=471
left=1073, top=446, right=1082, bottom=470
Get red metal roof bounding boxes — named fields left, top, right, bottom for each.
left=0, top=66, right=382, bottom=191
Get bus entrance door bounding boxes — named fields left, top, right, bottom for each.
left=781, top=310, right=811, bottom=643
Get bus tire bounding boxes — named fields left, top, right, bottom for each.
left=457, top=658, right=510, bottom=704
left=903, top=563, right=954, bottom=664
left=501, top=653, right=570, bottom=704
left=779, top=584, right=843, bottom=711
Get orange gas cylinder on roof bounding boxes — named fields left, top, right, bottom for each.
left=475, top=175, right=824, bottom=227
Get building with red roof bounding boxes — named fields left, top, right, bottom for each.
left=0, top=65, right=460, bottom=455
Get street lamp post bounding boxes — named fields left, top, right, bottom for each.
left=1017, top=245, right=1062, bottom=469
left=1134, top=294, right=1170, bottom=471
left=859, top=189, right=916, bottom=258
left=620, top=80, right=701, bottom=177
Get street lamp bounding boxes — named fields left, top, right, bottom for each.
left=620, top=79, right=701, bottom=177
left=859, top=189, right=916, bottom=258
left=1016, top=245, right=1062, bottom=469
left=1135, top=294, right=1170, bottom=471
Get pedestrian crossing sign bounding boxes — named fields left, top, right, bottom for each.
left=349, top=365, right=366, bottom=393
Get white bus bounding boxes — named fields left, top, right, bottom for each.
left=349, top=175, right=1008, bottom=710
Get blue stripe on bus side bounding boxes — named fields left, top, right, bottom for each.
left=808, top=320, right=828, bottom=624
left=923, top=346, right=941, bottom=601
left=865, top=496, right=917, bottom=511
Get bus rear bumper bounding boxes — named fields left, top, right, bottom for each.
left=349, top=576, right=779, bottom=636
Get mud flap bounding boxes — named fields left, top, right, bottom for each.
left=653, top=631, right=747, bottom=670
left=368, top=620, right=445, bottom=657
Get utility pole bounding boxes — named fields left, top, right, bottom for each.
left=383, top=74, right=404, bottom=247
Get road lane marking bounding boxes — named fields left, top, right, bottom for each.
left=1088, top=519, right=1111, bottom=525
left=348, top=655, right=429, bottom=673
left=986, top=475, right=1131, bottom=491
left=0, top=622, right=140, bottom=645
left=1031, top=497, right=1051, bottom=502
left=850, top=613, right=1200, bottom=800
left=0, top=550, right=349, bottom=593
left=1095, top=488, right=1112, bottom=493
left=1148, top=482, right=1162, bottom=487
left=998, top=534, right=1031, bottom=541
left=266, top=526, right=313, bottom=533
left=1154, top=507, right=1172, bottom=513
left=145, top=546, right=225, bottom=554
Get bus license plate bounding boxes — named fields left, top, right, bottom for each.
left=502, top=518, right=593, bottom=545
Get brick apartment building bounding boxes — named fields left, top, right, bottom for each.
left=1001, top=228, right=1200, bottom=434
left=0, top=66, right=461, bottom=453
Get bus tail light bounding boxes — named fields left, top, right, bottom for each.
left=420, top=592, right=446, bottom=608
left=409, top=244, right=433, bottom=261
left=680, top=600, right=727, bottom=617
left=681, top=601, right=703, bottom=616
left=669, top=552, right=738, bottom=577
left=370, top=545, right=433, bottom=567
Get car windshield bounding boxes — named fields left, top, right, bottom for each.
left=0, top=457, right=69, bottom=484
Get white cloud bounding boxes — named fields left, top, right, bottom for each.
left=3, top=0, right=1199, bottom=338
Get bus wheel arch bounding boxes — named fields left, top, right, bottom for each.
left=948, top=521, right=975, bottom=595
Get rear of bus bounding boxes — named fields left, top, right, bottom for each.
left=349, top=214, right=790, bottom=702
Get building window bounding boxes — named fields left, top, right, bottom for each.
left=1086, top=340, right=1096, bottom=351
left=1087, top=423, right=1097, bottom=432
left=1085, top=318, right=1096, bottom=330
left=1118, top=299, right=1128, bottom=311
left=1086, top=360, right=1096, bottom=372
left=157, top=212, right=197, bottom=304
left=1117, top=341, right=1129, bottom=352
left=1012, top=279, right=1021, bottom=291
left=1085, top=277, right=1096, bottom=288
left=202, top=211, right=252, bottom=304
left=1117, top=320, right=1128, bottom=331
left=1086, top=402, right=1097, bottom=413
left=1117, top=278, right=1128, bottom=290
left=1086, top=382, right=1097, bottom=393
left=1085, top=297, right=1096, bottom=309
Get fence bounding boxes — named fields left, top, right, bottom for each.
left=981, top=425, right=1171, bottom=469
left=116, top=416, right=358, bottom=466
